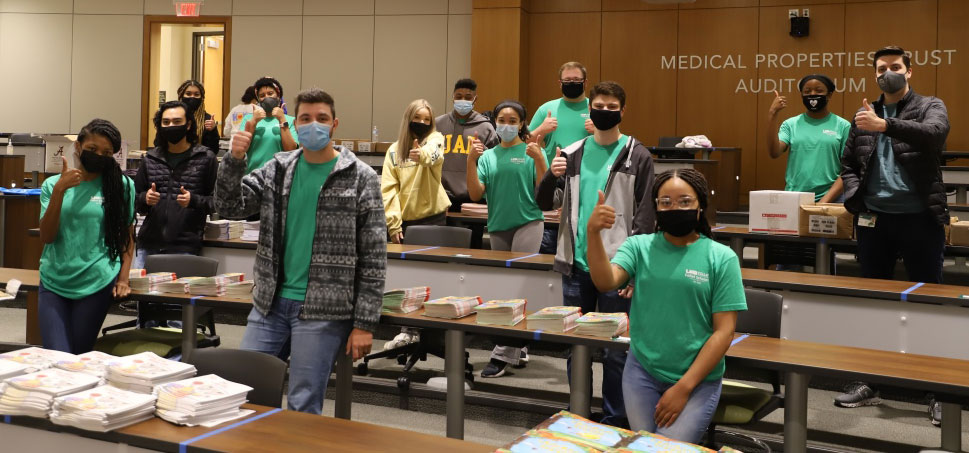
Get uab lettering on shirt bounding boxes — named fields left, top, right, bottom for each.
left=445, top=134, right=469, bottom=154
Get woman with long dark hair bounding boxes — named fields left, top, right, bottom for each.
left=38, top=119, right=136, bottom=353
left=177, top=80, right=221, bottom=154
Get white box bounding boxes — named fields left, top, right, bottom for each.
left=42, top=135, right=74, bottom=173
left=748, top=190, right=814, bottom=235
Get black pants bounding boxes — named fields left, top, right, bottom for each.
left=401, top=210, right=447, bottom=235
left=855, top=210, right=945, bottom=283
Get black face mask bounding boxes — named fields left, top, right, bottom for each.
left=590, top=108, right=622, bottom=130
left=259, top=96, right=279, bottom=118
left=656, top=209, right=700, bottom=237
left=802, top=95, right=828, bottom=112
left=409, top=121, right=432, bottom=139
left=160, top=124, right=189, bottom=144
left=561, top=81, right=584, bottom=99
left=79, top=151, right=116, bottom=174
left=181, top=96, right=202, bottom=113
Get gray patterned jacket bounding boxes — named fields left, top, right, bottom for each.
left=215, top=147, right=386, bottom=331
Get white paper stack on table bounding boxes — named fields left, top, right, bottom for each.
left=0, top=347, right=78, bottom=373
left=129, top=272, right=177, bottom=292
left=542, top=210, right=561, bottom=222
left=574, top=312, right=629, bottom=338
left=186, top=273, right=246, bottom=296
left=0, top=360, right=30, bottom=381
left=54, top=351, right=118, bottom=383
left=128, top=269, right=146, bottom=280
left=0, top=278, right=20, bottom=301
left=204, top=220, right=243, bottom=240
left=382, top=286, right=431, bottom=313
left=0, top=368, right=100, bottom=418
left=155, top=374, right=254, bottom=427
left=106, top=352, right=197, bottom=394
left=241, top=220, right=259, bottom=242
left=526, top=306, right=582, bottom=333
left=475, top=299, right=527, bottom=326
left=422, top=296, right=483, bottom=319
left=224, top=280, right=255, bottom=298
left=51, top=385, right=157, bottom=432
left=460, top=203, right=488, bottom=216
left=156, top=276, right=205, bottom=294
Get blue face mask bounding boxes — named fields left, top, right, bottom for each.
left=453, top=99, right=474, bottom=116
left=496, top=124, right=519, bottom=143
left=297, top=121, right=332, bottom=151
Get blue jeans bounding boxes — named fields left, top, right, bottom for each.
left=563, top=268, right=630, bottom=426
left=240, top=297, right=352, bottom=414
left=38, top=279, right=116, bottom=354
left=623, top=354, right=722, bottom=444
left=539, top=227, right=558, bottom=255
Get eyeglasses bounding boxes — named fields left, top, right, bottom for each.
left=656, top=196, right=698, bottom=210
left=560, top=78, right=585, bottom=84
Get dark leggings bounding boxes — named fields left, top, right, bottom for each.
left=38, top=279, right=116, bottom=354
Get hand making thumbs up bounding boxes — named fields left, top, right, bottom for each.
left=176, top=185, right=191, bottom=208
left=408, top=138, right=421, bottom=162
left=53, top=155, right=82, bottom=195
left=146, top=182, right=160, bottom=206
left=854, top=98, right=887, bottom=132
left=587, top=190, right=616, bottom=233
left=550, top=146, right=567, bottom=177
left=768, top=90, right=787, bottom=117
left=540, top=110, right=558, bottom=136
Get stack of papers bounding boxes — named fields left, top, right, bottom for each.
left=542, top=210, right=561, bottom=222
left=204, top=220, right=243, bottom=240
left=128, top=269, right=146, bottom=279
left=154, top=374, right=253, bottom=427
left=224, top=280, right=255, bottom=298
left=54, top=351, right=118, bottom=382
left=241, top=221, right=260, bottom=242
left=0, top=278, right=20, bottom=301
left=382, top=286, right=431, bottom=313
left=185, top=273, right=246, bottom=296
left=575, top=312, right=629, bottom=338
left=50, top=385, right=157, bottom=432
left=0, top=368, right=100, bottom=418
left=0, top=347, right=77, bottom=373
left=475, top=299, right=527, bottom=326
left=106, top=352, right=197, bottom=394
left=527, top=306, right=582, bottom=333
left=460, top=203, right=488, bottom=216
left=0, top=360, right=30, bottom=380
left=129, top=272, right=177, bottom=292
left=423, top=296, right=482, bottom=319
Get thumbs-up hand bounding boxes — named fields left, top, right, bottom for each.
left=53, top=155, right=82, bottom=194
left=176, top=185, right=191, bottom=208
left=550, top=147, right=567, bottom=177
left=408, top=138, right=421, bottom=162
left=231, top=130, right=253, bottom=160
left=539, top=110, right=558, bottom=135
left=584, top=118, right=595, bottom=134
left=587, top=190, right=616, bottom=234
left=525, top=132, right=543, bottom=160
left=146, top=182, right=161, bottom=206
left=468, top=134, right=484, bottom=161
left=768, top=90, right=787, bottom=116
left=854, top=98, right=887, bottom=132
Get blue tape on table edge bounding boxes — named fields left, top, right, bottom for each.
left=900, top=282, right=924, bottom=301
left=178, top=408, right=282, bottom=453
left=399, top=246, right=440, bottom=260
left=731, top=334, right=749, bottom=346
left=189, top=296, right=205, bottom=306
left=3, top=415, right=9, bottom=424
left=533, top=330, right=543, bottom=341
left=712, top=226, right=726, bottom=231
left=506, top=253, right=540, bottom=267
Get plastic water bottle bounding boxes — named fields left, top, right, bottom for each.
left=372, top=126, right=379, bottom=144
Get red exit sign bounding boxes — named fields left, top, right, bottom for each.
left=175, top=2, right=201, bottom=17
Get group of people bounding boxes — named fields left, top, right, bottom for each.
left=33, top=43, right=949, bottom=443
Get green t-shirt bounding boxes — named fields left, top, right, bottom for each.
left=574, top=135, right=628, bottom=271
left=279, top=153, right=339, bottom=301
left=476, top=142, right=547, bottom=232
left=164, top=149, right=193, bottom=169
left=528, top=97, right=592, bottom=164
left=611, top=234, right=747, bottom=384
left=242, top=113, right=299, bottom=173
left=778, top=113, right=851, bottom=201
left=39, top=174, right=136, bottom=299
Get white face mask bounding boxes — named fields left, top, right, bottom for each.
left=496, top=124, right=519, bottom=143
left=453, top=100, right=474, bottom=116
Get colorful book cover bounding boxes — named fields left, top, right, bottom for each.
left=498, top=429, right=600, bottom=453
left=527, top=306, right=581, bottom=319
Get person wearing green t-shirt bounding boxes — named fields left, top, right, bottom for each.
left=238, top=76, right=299, bottom=173
left=586, top=168, right=747, bottom=443
left=38, top=119, right=136, bottom=354
left=767, top=74, right=850, bottom=203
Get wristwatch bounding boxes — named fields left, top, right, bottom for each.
left=280, top=121, right=289, bottom=128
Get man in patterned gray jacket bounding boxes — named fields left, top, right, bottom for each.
left=216, top=88, right=386, bottom=414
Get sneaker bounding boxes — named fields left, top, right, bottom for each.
left=834, top=382, right=881, bottom=408
left=929, top=399, right=942, bottom=427
left=513, top=350, right=529, bottom=369
left=480, top=359, right=508, bottom=378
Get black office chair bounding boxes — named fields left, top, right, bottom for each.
left=187, top=348, right=288, bottom=408
left=359, top=225, right=475, bottom=409
left=705, top=288, right=784, bottom=452
left=656, top=136, right=693, bottom=159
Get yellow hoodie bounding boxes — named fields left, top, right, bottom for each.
left=381, top=131, right=451, bottom=238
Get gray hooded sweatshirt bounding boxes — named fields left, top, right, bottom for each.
left=435, top=110, right=499, bottom=208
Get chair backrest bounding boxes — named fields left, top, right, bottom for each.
left=403, top=225, right=472, bottom=248
left=187, top=348, right=288, bottom=407
left=657, top=136, right=684, bottom=148
left=737, top=289, right=783, bottom=338
left=145, top=255, right=220, bottom=277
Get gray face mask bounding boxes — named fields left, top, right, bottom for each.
left=877, top=70, right=907, bottom=94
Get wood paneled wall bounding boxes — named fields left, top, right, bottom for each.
left=472, top=0, right=968, bottom=205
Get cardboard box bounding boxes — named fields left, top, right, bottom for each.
left=949, top=220, right=969, bottom=246
left=798, top=203, right=854, bottom=239
left=749, top=190, right=814, bottom=235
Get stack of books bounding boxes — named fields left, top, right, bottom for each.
left=422, top=296, right=482, bottom=319
left=154, top=374, right=253, bottom=427
left=50, top=385, right=157, bottom=432
left=382, top=286, right=431, bottom=313
left=0, top=360, right=29, bottom=381
left=185, top=273, right=246, bottom=296
left=459, top=203, right=488, bottom=216
left=0, top=368, right=100, bottom=418
left=475, top=299, right=527, bottom=326
left=54, top=351, right=118, bottom=382
left=574, top=312, right=629, bottom=338
left=0, top=347, right=77, bottom=373
left=128, top=269, right=146, bottom=279
left=156, top=277, right=206, bottom=294
left=204, top=220, right=243, bottom=240
left=105, top=352, right=197, bottom=394
left=129, top=272, right=177, bottom=292
left=542, top=210, right=561, bottom=222
left=224, top=280, right=255, bottom=298
left=241, top=221, right=260, bottom=242
left=526, top=306, right=582, bottom=332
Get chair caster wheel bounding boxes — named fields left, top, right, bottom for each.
left=397, top=376, right=410, bottom=390
left=397, top=355, right=407, bottom=365
left=356, top=362, right=368, bottom=376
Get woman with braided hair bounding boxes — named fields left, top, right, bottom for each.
left=38, top=119, right=136, bottom=353
left=177, top=80, right=221, bottom=154
left=585, top=168, right=747, bottom=443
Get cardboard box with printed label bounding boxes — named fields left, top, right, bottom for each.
left=949, top=220, right=969, bottom=246
left=749, top=190, right=814, bottom=235
left=797, top=203, right=854, bottom=239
